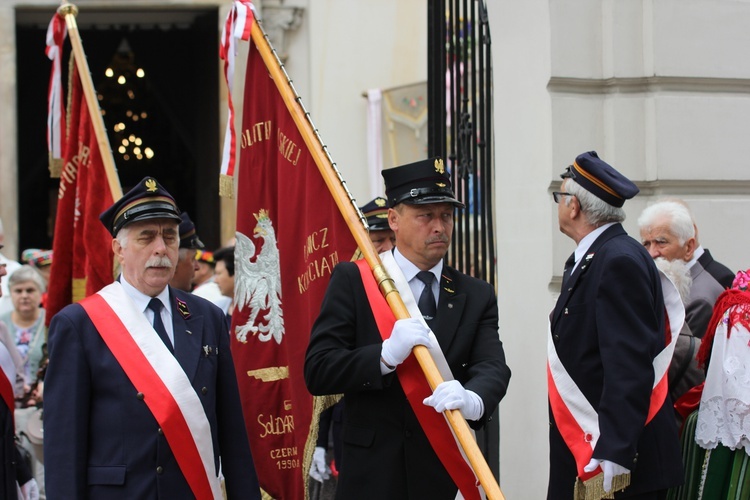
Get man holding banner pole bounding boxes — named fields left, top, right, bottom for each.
left=305, top=158, right=511, bottom=500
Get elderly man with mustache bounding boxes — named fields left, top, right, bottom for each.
left=43, top=177, right=260, bottom=499
left=305, top=158, right=511, bottom=500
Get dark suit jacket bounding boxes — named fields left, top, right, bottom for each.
left=698, top=249, right=735, bottom=289
left=548, top=224, right=683, bottom=498
left=44, top=287, right=260, bottom=499
left=304, top=260, right=511, bottom=500
left=685, top=249, right=735, bottom=338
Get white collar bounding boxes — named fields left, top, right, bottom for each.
left=572, top=222, right=616, bottom=271
left=687, top=245, right=705, bottom=269
left=119, top=275, right=172, bottom=317
left=393, top=247, right=443, bottom=284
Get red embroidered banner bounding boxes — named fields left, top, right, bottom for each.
left=47, top=66, right=114, bottom=324
left=230, top=28, right=357, bottom=499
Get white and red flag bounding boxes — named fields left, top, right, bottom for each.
left=46, top=37, right=115, bottom=324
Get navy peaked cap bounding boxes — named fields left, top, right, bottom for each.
left=561, top=151, right=639, bottom=207
left=360, top=196, right=391, bottom=231
left=382, top=157, right=464, bottom=208
left=99, top=177, right=182, bottom=236
left=178, top=212, right=205, bottom=249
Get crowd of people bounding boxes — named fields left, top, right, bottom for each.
left=0, top=151, right=745, bottom=499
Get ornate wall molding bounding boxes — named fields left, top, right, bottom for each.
left=260, top=0, right=303, bottom=63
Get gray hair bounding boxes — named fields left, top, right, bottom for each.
left=8, top=265, right=47, bottom=293
left=564, top=178, right=626, bottom=226
left=637, top=200, right=695, bottom=245
left=653, top=257, right=692, bottom=303
left=115, top=226, right=130, bottom=250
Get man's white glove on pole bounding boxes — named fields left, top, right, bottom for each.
left=423, top=379, right=484, bottom=421
left=584, top=458, right=630, bottom=493
left=309, top=446, right=330, bottom=483
left=381, top=318, right=433, bottom=369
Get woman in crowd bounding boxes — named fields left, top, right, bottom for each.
left=0, top=266, right=46, bottom=402
left=668, top=269, right=750, bottom=499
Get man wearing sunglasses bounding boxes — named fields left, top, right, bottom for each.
left=547, top=151, right=683, bottom=499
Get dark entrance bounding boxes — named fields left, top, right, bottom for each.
left=15, top=7, right=221, bottom=256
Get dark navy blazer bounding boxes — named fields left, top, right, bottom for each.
left=548, top=224, right=683, bottom=498
left=44, top=287, right=260, bottom=499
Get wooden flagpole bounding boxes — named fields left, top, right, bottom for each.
left=248, top=16, right=505, bottom=500
left=57, top=1, right=123, bottom=201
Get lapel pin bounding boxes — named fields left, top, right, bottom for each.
left=186, top=330, right=192, bottom=335
left=176, top=297, right=191, bottom=319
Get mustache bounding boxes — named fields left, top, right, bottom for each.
left=426, top=235, right=450, bottom=245
left=145, top=256, right=174, bottom=269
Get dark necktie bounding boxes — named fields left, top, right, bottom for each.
left=416, top=271, right=437, bottom=323
left=148, top=298, right=173, bottom=352
left=562, top=253, right=576, bottom=287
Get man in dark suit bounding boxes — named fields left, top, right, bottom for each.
left=638, top=199, right=735, bottom=338
left=549, top=152, right=683, bottom=499
left=304, top=158, right=511, bottom=500
left=44, top=177, right=260, bottom=499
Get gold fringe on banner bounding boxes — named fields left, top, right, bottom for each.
left=219, top=174, right=234, bottom=199
left=72, top=277, right=87, bottom=303
left=303, top=393, right=342, bottom=500
left=574, top=472, right=631, bottom=500
left=49, top=155, right=63, bottom=178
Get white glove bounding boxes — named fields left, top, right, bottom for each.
left=584, top=458, right=630, bottom=493
left=423, top=380, right=484, bottom=421
left=20, top=478, right=40, bottom=500
left=309, top=446, right=330, bottom=483
left=381, top=318, right=433, bottom=368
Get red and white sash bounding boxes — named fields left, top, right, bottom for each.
left=547, top=270, right=684, bottom=480
left=0, top=347, right=15, bottom=425
left=80, top=283, right=222, bottom=499
left=357, top=253, right=484, bottom=500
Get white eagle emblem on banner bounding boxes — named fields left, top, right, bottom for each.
left=234, top=209, right=285, bottom=344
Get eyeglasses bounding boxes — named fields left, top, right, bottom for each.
left=552, top=192, right=574, bottom=204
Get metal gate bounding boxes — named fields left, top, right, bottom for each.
left=427, top=0, right=499, bottom=478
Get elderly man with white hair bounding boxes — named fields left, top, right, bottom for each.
left=638, top=199, right=735, bottom=339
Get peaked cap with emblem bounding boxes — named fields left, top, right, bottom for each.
left=99, top=176, right=182, bottom=236
left=178, top=212, right=205, bottom=250
left=561, top=151, right=639, bottom=208
left=382, top=157, right=465, bottom=208
left=360, top=196, right=391, bottom=231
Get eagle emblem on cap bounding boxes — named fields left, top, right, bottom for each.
left=375, top=197, right=386, bottom=207
left=145, top=179, right=158, bottom=192
left=434, top=158, right=445, bottom=174
left=436, top=182, right=446, bottom=188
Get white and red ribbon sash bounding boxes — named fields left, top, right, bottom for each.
left=0, top=349, right=15, bottom=426
left=357, top=253, right=484, bottom=500
left=46, top=12, right=67, bottom=164
left=80, top=283, right=222, bottom=499
left=219, top=1, right=256, bottom=181
left=547, top=270, right=684, bottom=480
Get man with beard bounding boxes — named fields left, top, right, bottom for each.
left=44, top=177, right=260, bottom=499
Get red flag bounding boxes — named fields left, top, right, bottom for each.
left=47, top=66, right=114, bottom=324
left=230, top=32, right=357, bottom=499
